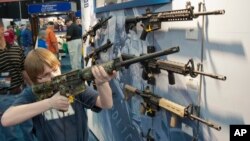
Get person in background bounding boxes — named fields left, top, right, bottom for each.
left=21, top=24, right=33, bottom=56
left=37, top=30, right=47, bottom=49
left=4, top=25, right=15, bottom=46
left=1, top=48, right=117, bottom=141
left=0, top=18, right=35, bottom=141
left=14, top=25, right=21, bottom=46
left=64, top=19, right=83, bottom=70
left=19, top=24, right=26, bottom=47
left=76, top=18, right=82, bottom=36
left=46, top=21, right=59, bottom=57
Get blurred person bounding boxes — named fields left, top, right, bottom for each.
left=46, top=21, right=59, bottom=57
left=21, top=24, right=33, bottom=56
left=76, top=18, right=82, bottom=36
left=14, top=25, right=21, bottom=46
left=4, top=25, right=15, bottom=46
left=63, top=19, right=82, bottom=70
left=0, top=18, right=34, bottom=141
left=37, top=30, right=47, bottom=49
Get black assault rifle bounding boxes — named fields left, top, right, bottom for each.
left=85, top=39, right=113, bottom=66
left=82, top=16, right=112, bottom=46
left=125, top=1, right=225, bottom=40
left=124, top=84, right=221, bottom=131
left=32, top=46, right=180, bottom=101
left=141, top=59, right=227, bottom=85
left=121, top=54, right=226, bottom=85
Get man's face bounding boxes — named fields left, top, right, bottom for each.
left=36, top=64, right=61, bottom=83
left=66, top=21, right=71, bottom=27
left=9, top=27, right=13, bottom=31
left=76, top=19, right=81, bottom=25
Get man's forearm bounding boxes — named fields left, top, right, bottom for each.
left=1, top=99, right=51, bottom=127
left=96, top=82, right=113, bottom=109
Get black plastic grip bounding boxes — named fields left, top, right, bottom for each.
left=140, top=29, right=148, bottom=40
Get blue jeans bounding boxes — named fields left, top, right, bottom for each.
left=0, top=94, right=35, bottom=141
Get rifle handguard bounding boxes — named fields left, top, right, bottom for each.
left=32, top=70, right=87, bottom=101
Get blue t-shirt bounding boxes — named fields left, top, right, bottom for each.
left=21, top=28, right=33, bottom=47
left=38, top=38, right=47, bottom=49
left=13, top=86, right=101, bottom=141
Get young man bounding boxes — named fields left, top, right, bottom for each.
left=1, top=48, right=116, bottom=141
left=0, top=19, right=34, bottom=141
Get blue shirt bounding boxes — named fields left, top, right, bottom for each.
left=21, top=28, right=33, bottom=47
left=13, top=86, right=101, bottom=141
left=38, top=38, right=47, bottom=49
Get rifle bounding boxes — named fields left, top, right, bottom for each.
left=142, top=59, right=227, bottom=85
left=82, top=16, right=112, bottom=46
left=32, top=46, right=180, bottom=101
left=125, top=1, right=225, bottom=40
left=121, top=53, right=226, bottom=85
left=124, top=84, right=221, bottom=131
left=85, top=39, right=113, bottom=66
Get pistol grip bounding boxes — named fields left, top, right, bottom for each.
left=140, top=29, right=148, bottom=40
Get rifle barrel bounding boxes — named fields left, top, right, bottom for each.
left=189, top=114, right=221, bottom=131
left=155, top=60, right=227, bottom=81
left=85, top=39, right=113, bottom=63
left=102, top=16, right=112, bottom=23
left=193, top=70, right=227, bottom=81
left=193, top=10, right=225, bottom=17
left=95, top=39, right=113, bottom=53
left=117, top=46, right=180, bottom=68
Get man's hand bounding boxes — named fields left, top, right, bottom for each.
left=47, top=92, right=70, bottom=111
left=91, top=66, right=117, bottom=86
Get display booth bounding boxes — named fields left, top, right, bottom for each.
left=28, top=1, right=77, bottom=52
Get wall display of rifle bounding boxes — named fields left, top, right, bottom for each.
left=85, top=39, right=113, bottom=66
left=141, top=59, right=226, bottom=85
left=121, top=53, right=226, bottom=85
left=82, top=16, right=112, bottom=46
left=124, top=84, right=221, bottom=131
left=125, top=1, right=225, bottom=40
left=81, top=1, right=228, bottom=141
